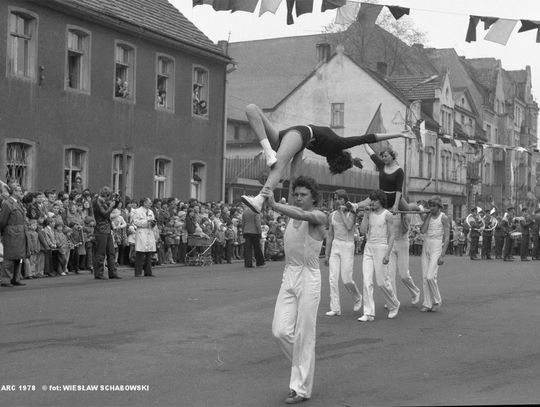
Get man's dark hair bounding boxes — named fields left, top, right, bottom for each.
left=369, top=189, right=387, bottom=207
left=327, top=151, right=353, bottom=175
left=292, top=175, right=320, bottom=205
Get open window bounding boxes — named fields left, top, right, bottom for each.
left=193, top=66, right=209, bottom=117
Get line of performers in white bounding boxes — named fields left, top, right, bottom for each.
left=324, top=189, right=449, bottom=321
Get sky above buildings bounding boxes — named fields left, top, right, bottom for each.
left=173, top=0, right=540, bottom=145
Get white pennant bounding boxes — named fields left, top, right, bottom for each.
left=484, top=18, right=518, bottom=45
left=259, top=0, right=282, bottom=16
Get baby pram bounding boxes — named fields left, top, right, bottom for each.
left=185, top=235, right=216, bottom=266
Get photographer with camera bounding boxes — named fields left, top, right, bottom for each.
left=131, top=197, right=157, bottom=277
left=92, top=186, right=122, bottom=280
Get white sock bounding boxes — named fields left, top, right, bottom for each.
left=260, top=138, right=275, bottom=156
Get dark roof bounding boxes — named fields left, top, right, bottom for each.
left=388, top=74, right=442, bottom=100
left=45, top=0, right=226, bottom=57
left=227, top=34, right=327, bottom=120
left=464, top=58, right=500, bottom=92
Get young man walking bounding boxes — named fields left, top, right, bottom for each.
left=420, top=196, right=450, bottom=312
left=324, top=189, right=362, bottom=317
left=261, top=176, right=327, bottom=405
left=357, top=190, right=400, bottom=322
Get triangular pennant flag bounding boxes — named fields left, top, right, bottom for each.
left=386, top=5, right=409, bottom=20
left=193, top=0, right=213, bottom=5
left=484, top=18, right=518, bottom=45
left=480, top=17, right=498, bottom=30
left=259, top=0, right=282, bottom=15
left=356, top=3, right=383, bottom=26
left=232, top=0, right=258, bottom=12
left=321, top=0, right=346, bottom=12
left=366, top=104, right=388, bottom=154
left=335, top=1, right=360, bottom=25
left=466, top=15, right=480, bottom=42
left=454, top=139, right=463, bottom=148
left=518, top=20, right=540, bottom=42
left=286, top=0, right=314, bottom=25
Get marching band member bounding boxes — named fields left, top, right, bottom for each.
left=467, top=208, right=482, bottom=260
left=481, top=210, right=495, bottom=260
left=502, top=207, right=516, bottom=261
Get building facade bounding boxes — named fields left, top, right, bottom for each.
left=0, top=0, right=230, bottom=201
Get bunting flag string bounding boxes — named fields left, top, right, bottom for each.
left=192, top=0, right=540, bottom=45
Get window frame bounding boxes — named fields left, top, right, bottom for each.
left=153, top=156, right=173, bottom=198
left=65, top=25, right=91, bottom=94
left=190, top=161, right=206, bottom=202
left=6, top=7, right=39, bottom=82
left=3, top=138, right=36, bottom=190
left=192, top=64, right=210, bottom=118
left=112, top=151, right=134, bottom=199
left=156, top=53, right=175, bottom=112
left=63, top=146, right=88, bottom=193
left=113, top=40, right=136, bottom=103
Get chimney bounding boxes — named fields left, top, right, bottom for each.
left=316, top=42, right=330, bottom=64
left=376, top=62, right=388, bottom=77
left=217, top=40, right=229, bottom=55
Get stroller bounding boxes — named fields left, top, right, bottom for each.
left=185, top=235, right=216, bottom=266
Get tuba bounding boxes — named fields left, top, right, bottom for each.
left=482, top=215, right=498, bottom=232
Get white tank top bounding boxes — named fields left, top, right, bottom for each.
left=367, top=209, right=389, bottom=245
left=426, top=213, right=444, bottom=240
left=331, top=211, right=354, bottom=242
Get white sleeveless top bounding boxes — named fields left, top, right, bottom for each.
left=425, top=213, right=444, bottom=240
left=367, top=209, right=389, bottom=245
left=284, top=220, right=323, bottom=269
left=331, top=211, right=354, bottom=242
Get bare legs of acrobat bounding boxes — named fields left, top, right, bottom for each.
left=242, top=105, right=304, bottom=213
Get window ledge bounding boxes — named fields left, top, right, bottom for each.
left=156, top=106, right=175, bottom=114
left=65, top=87, right=91, bottom=96
left=114, top=97, right=135, bottom=105
left=192, top=113, right=209, bottom=120
left=6, top=74, right=37, bottom=84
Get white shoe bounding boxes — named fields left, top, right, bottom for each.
left=358, top=315, right=374, bottom=322
left=264, top=149, right=277, bottom=168
left=388, top=303, right=400, bottom=319
left=325, top=310, right=341, bottom=316
left=241, top=194, right=265, bottom=214
left=412, top=292, right=420, bottom=305
left=353, top=298, right=363, bottom=312
left=431, top=302, right=441, bottom=312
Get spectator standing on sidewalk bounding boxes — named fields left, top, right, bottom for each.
left=0, top=182, right=28, bottom=287
left=242, top=207, right=265, bottom=268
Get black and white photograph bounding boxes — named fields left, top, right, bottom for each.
left=1, top=0, right=540, bottom=406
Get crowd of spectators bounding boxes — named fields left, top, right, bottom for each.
left=0, top=181, right=290, bottom=286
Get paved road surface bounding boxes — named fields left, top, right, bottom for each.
left=1, top=255, right=540, bottom=407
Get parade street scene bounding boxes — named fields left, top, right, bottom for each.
left=1, top=0, right=540, bottom=406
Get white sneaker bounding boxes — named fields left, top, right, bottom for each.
left=412, top=292, right=420, bottom=305
left=388, top=303, right=400, bottom=319
left=264, top=149, right=277, bottom=168
left=358, top=315, right=374, bottom=322
left=431, top=302, right=441, bottom=312
left=241, top=194, right=265, bottom=214
left=353, top=298, right=363, bottom=312
left=325, top=310, right=341, bottom=316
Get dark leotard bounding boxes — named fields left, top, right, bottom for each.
left=278, top=125, right=377, bottom=158
left=371, top=154, right=404, bottom=209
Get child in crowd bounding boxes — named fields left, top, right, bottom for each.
left=265, top=232, right=284, bottom=261
left=82, top=217, right=95, bottom=272
left=126, top=225, right=137, bottom=266
left=236, top=227, right=245, bottom=260
left=68, top=223, right=83, bottom=273
left=53, top=223, right=68, bottom=276
left=24, top=219, right=41, bottom=279
left=111, top=208, right=127, bottom=265
left=260, top=223, right=269, bottom=257
left=214, top=224, right=226, bottom=264
left=35, top=218, right=49, bottom=278
left=456, top=226, right=466, bottom=256
left=224, top=221, right=235, bottom=264
left=43, top=218, right=57, bottom=276
left=163, top=217, right=177, bottom=264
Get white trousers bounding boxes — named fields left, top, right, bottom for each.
left=362, top=243, right=400, bottom=317
left=388, top=239, right=420, bottom=300
left=421, top=238, right=442, bottom=309
left=272, top=264, right=321, bottom=399
left=328, top=240, right=361, bottom=312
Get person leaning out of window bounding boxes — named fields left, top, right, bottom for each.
left=131, top=197, right=157, bottom=277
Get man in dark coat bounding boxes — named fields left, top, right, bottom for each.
left=92, top=186, right=121, bottom=280
left=242, top=207, right=265, bottom=268
left=0, top=182, right=27, bottom=287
